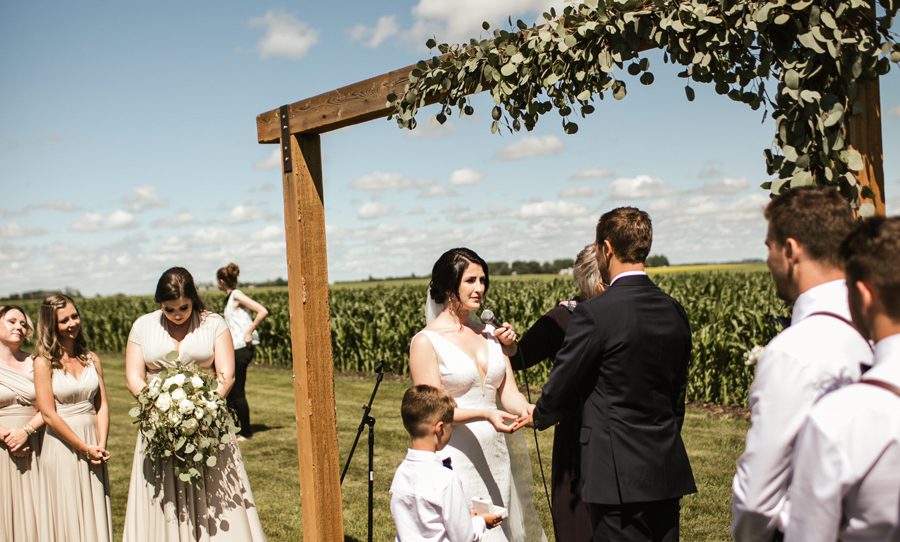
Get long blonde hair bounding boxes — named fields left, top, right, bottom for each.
left=36, top=294, right=90, bottom=370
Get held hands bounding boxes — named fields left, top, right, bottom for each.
left=486, top=409, right=519, bottom=433
left=3, top=427, right=29, bottom=452
left=84, top=444, right=111, bottom=465
left=510, top=404, right=536, bottom=432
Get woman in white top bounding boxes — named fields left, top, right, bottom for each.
left=217, top=263, right=268, bottom=440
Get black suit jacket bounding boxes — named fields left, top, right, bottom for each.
left=534, top=274, right=697, bottom=505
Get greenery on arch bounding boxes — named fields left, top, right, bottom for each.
left=388, top=0, right=899, bottom=210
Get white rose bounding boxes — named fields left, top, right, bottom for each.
left=194, top=408, right=204, bottom=420
left=190, top=375, right=204, bottom=388
left=155, top=393, right=172, bottom=412
left=178, top=399, right=195, bottom=415
left=164, top=373, right=186, bottom=389
left=206, top=401, right=219, bottom=413
left=182, top=418, right=199, bottom=435
left=171, top=388, right=187, bottom=402
left=168, top=410, right=181, bottom=424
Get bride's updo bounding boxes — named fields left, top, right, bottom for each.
left=429, top=248, right=490, bottom=306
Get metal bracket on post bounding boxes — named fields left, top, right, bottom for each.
left=280, top=105, right=293, bottom=174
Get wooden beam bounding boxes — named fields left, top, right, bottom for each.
left=257, top=63, right=421, bottom=143
left=847, top=70, right=885, bottom=217
left=280, top=132, right=344, bottom=540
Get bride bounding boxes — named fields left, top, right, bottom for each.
left=409, top=248, right=547, bottom=541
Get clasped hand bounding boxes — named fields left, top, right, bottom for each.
left=84, top=444, right=111, bottom=465
left=1, top=426, right=31, bottom=455
left=487, top=405, right=535, bottom=433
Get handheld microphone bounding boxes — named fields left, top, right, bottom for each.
left=480, top=309, right=503, bottom=328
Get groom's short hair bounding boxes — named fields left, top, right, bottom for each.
left=401, top=385, right=456, bottom=438
left=764, top=186, right=854, bottom=268
left=596, top=207, right=652, bottom=264
left=841, top=216, right=900, bottom=319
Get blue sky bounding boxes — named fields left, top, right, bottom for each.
left=2, top=1, right=898, bottom=297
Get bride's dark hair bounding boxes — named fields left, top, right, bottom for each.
left=429, top=248, right=490, bottom=306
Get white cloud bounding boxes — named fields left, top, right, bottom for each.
left=888, top=106, right=900, bottom=118
left=71, top=210, right=135, bottom=232
left=152, top=210, right=194, bottom=228
left=448, top=168, right=484, bottom=186
left=351, top=171, right=431, bottom=190
left=350, top=16, right=399, bottom=48
left=560, top=186, right=594, bottom=198
left=703, top=177, right=749, bottom=195
left=358, top=201, right=393, bottom=219
left=251, top=11, right=319, bottom=60
left=569, top=168, right=613, bottom=180
left=407, top=0, right=565, bottom=44
left=32, top=200, right=80, bottom=212
left=190, top=227, right=230, bottom=245
left=123, top=185, right=166, bottom=213
left=697, top=162, right=724, bottom=180
left=496, top=135, right=564, bottom=161
left=418, top=185, right=456, bottom=198
left=518, top=200, right=589, bottom=218
left=0, top=222, right=46, bottom=237
left=251, top=224, right=284, bottom=241
left=255, top=148, right=282, bottom=170
left=226, top=204, right=264, bottom=224
left=609, top=175, right=670, bottom=199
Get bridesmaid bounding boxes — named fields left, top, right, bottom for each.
left=123, top=267, right=266, bottom=541
left=0, top=305, right=44, bottom=540
left=34, top=294, right=112, bottom=541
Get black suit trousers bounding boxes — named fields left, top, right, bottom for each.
left=589, top=498, right=680, bottom=542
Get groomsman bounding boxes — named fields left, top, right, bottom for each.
left=533, top=207, right=696, bottom=541
left=784, top=216, right=900, bottom=541
left=731, top=187, right=874, bottom=541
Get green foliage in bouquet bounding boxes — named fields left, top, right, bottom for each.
left=129, top=351, right=237, bottom=486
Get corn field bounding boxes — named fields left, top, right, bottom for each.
left=9, top=271, right=785, bottom=406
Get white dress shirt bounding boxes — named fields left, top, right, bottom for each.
left=785, top=334, right=900, bottom=542
left=732, top=280, right=873, bottom=542
left=609, top=270, right=648, bottom=285
left=390, top=448, right=486, bottom=542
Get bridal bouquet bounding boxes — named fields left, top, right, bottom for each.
left=129, top=351, right=237, bottom=485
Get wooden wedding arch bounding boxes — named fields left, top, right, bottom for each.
left=256, top=6, right=887, bottom=540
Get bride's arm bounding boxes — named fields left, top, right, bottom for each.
left=410, top=334, right=516, bottom=432
left=498, top=357, right=533, bottom=424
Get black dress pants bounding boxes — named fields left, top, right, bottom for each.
left=228, top=345, right=254, bottom=437
left=589, top=498, right=680, bottom=542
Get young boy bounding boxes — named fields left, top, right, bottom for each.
left=390, top=384, right=502, bottom=541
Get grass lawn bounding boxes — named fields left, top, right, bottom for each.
left=101, top=354, right=747, bottom=541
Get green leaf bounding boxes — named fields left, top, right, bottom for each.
left=500, top=62, right=517, bottom=77
left=774, top=14, right=790, bottom=25
left=784, top=69, right=800, bottom=90
left=482, top=21, right=490, bottom=31
left=685, top=85, right=695, bottom=101
left=612, top=82, right=627, bottom=100
left=847, top=149, right=863, bottom=171
left=425, top=38, right=436, bottom=49
left=639, top=72, right=655, bottom=85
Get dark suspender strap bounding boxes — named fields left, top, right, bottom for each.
left=805, top=311, right=874, bottom=352
left=860, top=379, right=900, bottom=397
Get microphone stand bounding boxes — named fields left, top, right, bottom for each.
left=341, top=360, right=385, bottom=542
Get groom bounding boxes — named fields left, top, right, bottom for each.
left=533, top=207, right=696, bottom=541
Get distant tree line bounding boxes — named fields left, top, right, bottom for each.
left=1, top=287, right=82, bottom=301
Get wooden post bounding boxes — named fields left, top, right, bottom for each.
left=280, top=129, right=344, bottom=540
left=847, top=73, right=886, bottom=217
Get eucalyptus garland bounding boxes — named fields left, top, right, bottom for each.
left=388, top=0, right=899, bottom=210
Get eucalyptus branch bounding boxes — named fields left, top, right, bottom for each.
left=388, top=0, right=899, bottom=209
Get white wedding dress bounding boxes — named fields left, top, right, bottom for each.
left=417, top=328, right=547, bottom=541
